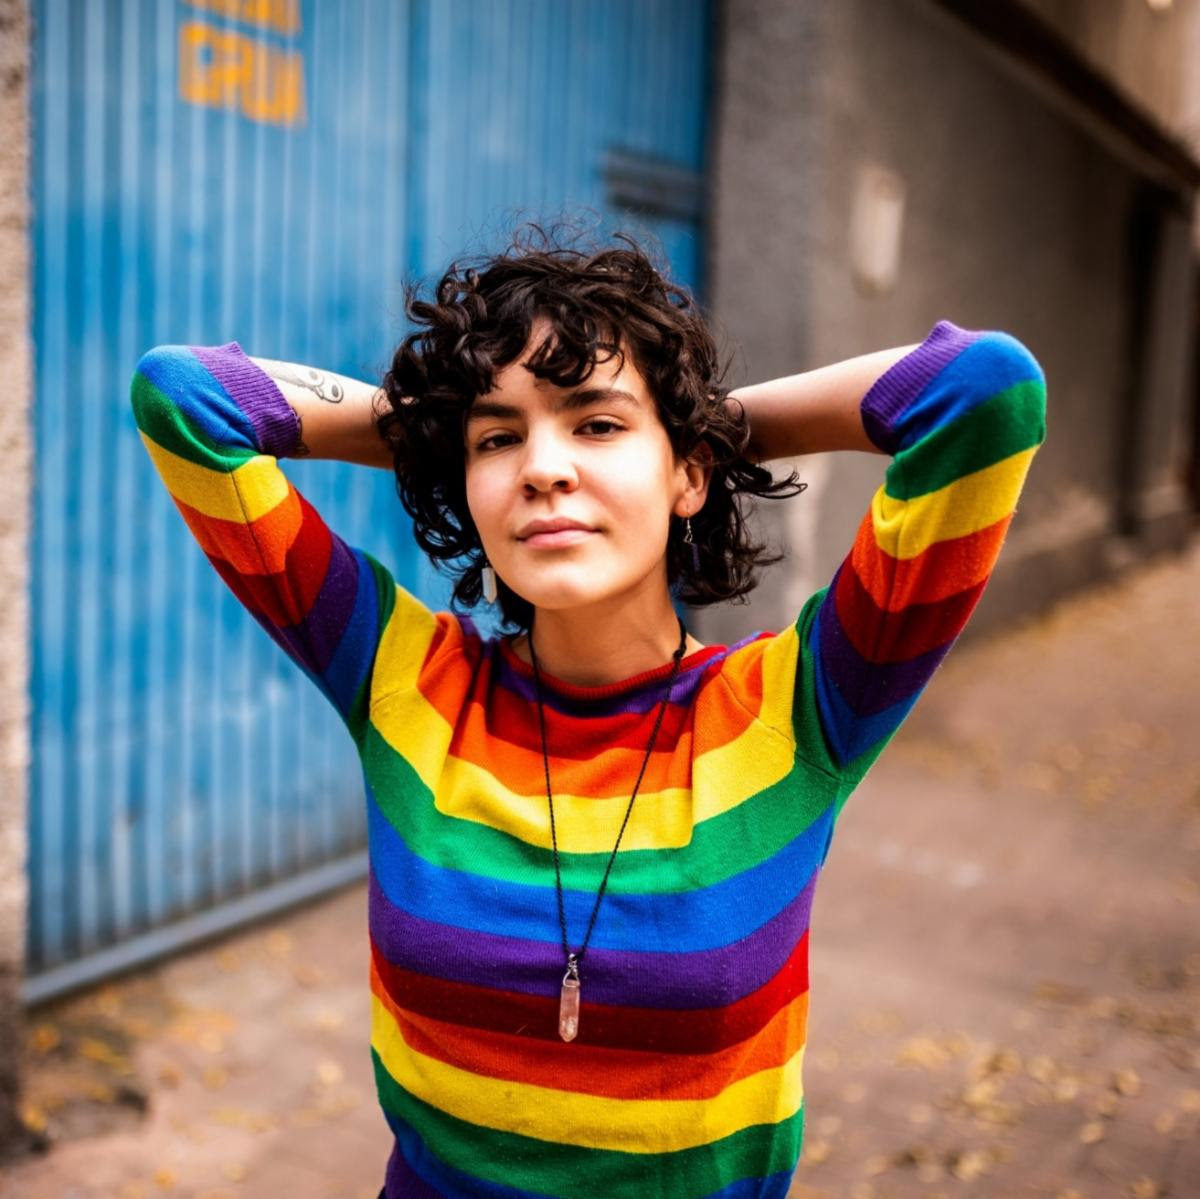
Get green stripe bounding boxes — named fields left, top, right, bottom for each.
left=372, top=1050, right=805, bottom=1198
left=788, top=588, right=842, bottom=777
left=344, top=551, right=399, bottom=745
left=131, top=372, right=257, bottom=473
left=886, top=379, right=1046, bottom=500
left=360, top=717, right=838, bottom=895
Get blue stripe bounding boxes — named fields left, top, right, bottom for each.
left=809, top=615, right=919, bottom=768
left=366, top=782, right=833, bottom=953
left=319, top=544, right=382, bottom=721
left=134, top=347, right=260, bottom=455
left=891, top=333, right=1043, bottom=454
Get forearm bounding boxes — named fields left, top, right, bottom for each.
left=249, top=355, right=393, bottom=469
left=727, top=341, right=922, bottom=462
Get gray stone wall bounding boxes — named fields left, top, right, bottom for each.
left=0, top=0, right=29, bottom=1159
left=700, top=0, right=1196, bottom=647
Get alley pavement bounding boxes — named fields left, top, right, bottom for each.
left=3, top=540, right=1199, bottom=1199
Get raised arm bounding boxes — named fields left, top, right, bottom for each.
left=736, top=319, right=1047, bottom=793
left=727, top=339, right=923, bottom=460
left=247, top=355, right=394, bottom=469
left=129, top=341, right=439, bottom=742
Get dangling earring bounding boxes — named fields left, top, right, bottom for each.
left=481, top=558, right=498, bottom=604
left=683, top=515, right=700, bottom=571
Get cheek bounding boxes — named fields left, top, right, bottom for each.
left=464, top=467, right=500, bottom=528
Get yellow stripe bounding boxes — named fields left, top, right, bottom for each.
left=872, top=447, right=1035, bottom=560
left=370, top=994, right=805, bottom=1152
left=370, top=686, right=795, bottom=852
left=371, top=586, right=442, bottom=701
left=138, top=430, right=291, bottom=523
left=757, top=625, right=802, bottom=744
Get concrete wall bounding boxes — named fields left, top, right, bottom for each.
left=1019, top=0, right=1200, bottom=166
left=700, top=0, right=1196, bottom=648
left=0, top=0, right=29, bottom=1159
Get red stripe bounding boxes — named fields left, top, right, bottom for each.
left=205, top=491, right=333, bottom=628
left=849, top=511, right=1012, bottom=612
left=369, top=928, right=810, bottom=1055
left=370, top=954, right=809, bottom=1099
left=834, top=553, right=986, bottom=663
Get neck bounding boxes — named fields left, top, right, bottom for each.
left=511, top=595, right=705, bottom=688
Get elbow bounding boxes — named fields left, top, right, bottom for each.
left=980, top=329, right=1048, bottom=443
left=130, top=344, right=185, bottom=422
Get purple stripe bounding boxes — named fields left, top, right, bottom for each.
left=385, top=1141, right=448, bottom=1198
left=193, top=341, right=301, bottom=458
left=860, top=320, right=982, bottom=454
left=290, top=530, right=360, bottom=672
left=368, top=866, right=817, bottom=1008
left=207, top=529, right=360, bottom=678
left=816, top=564, right=954, bottom=716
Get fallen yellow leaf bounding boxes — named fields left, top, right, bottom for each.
left=802, top=1138, right=831, bottom=1164
left=264, top=930, right=293, bottom=957
left=1113, top=1068, right=1142, bottom=1096
left=19, top=1100, right=48, bottom=1133
left=864, top=1153, right=889, bottom=1176
left=29, top=1023, right=60, bottom=1054
left=315, top=1059, right=344, bottom=1087
left=77, top=1036, right=130, bottom=1070
left=951, top=1149, right=990, bottom=1181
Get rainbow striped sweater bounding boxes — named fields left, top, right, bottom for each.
left=129, top=319, right=1046, bottom=1198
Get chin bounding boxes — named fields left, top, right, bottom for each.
left=507, top=573, right=619, bottom=612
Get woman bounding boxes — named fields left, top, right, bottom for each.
left=129, top=226, right=1047, bottom=1198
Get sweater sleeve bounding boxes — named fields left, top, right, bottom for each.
left=787, top=318, right=1048, bottom=793
left=129, top=340, right=432, bottom=743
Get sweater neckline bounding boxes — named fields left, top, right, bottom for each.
left=498, top=634, right=727, bottom=699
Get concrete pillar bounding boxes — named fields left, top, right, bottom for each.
left=0, top=0, right=31, bottom=1160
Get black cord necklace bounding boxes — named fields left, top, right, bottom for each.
left=527, top=614, right=690, bottom=1043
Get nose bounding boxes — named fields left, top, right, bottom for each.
left=518, top=426, right=579, bottom=494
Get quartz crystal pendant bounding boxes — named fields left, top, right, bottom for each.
left=558, top=955, right=581, bottom=1042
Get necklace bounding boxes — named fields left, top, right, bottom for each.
left=527, top=615, right=690, bottom=1043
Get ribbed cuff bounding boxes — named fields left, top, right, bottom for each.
left=193, top=341, right=302, bottom=458
left=859, top=319, right=978, bottom=455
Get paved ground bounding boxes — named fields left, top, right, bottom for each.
left=3, top=540, right=1199, bottom=1199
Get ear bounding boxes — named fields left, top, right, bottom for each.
left=674, top=441, right=715, bottom=517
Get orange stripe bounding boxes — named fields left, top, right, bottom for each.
left=849, top=511, right=1012, bottom=611
left=173, top=487, right=301, bottom=575
left=425, top=663, right=759, bottom=800
left=369, top=954, right=809, bottom=1101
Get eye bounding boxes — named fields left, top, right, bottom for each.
left=475, top=432, right=518, bottom=452
left=579, top=418, right=623, bottom=436
left=473, top=419, right=623, bottom=453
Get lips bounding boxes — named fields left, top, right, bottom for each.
left=520, top=528, right=596, bottom=549
left=516, top=518, right=596, bottom=540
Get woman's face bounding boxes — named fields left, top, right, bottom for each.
left=463, top=317, right=710, bottom=615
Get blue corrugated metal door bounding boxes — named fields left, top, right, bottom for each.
left=27, top=0, right=713, bottom=1001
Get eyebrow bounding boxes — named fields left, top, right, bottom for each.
left=463, top=387, right=641, bottom=427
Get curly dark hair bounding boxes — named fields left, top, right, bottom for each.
left=376, top=221, right=806, bottom=632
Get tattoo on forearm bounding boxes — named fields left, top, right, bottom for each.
left=292, top=408, right=310, bottom=457
left=255, top=357, right=347, bottom=404
left=252, top=356, right=353, bottom=458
